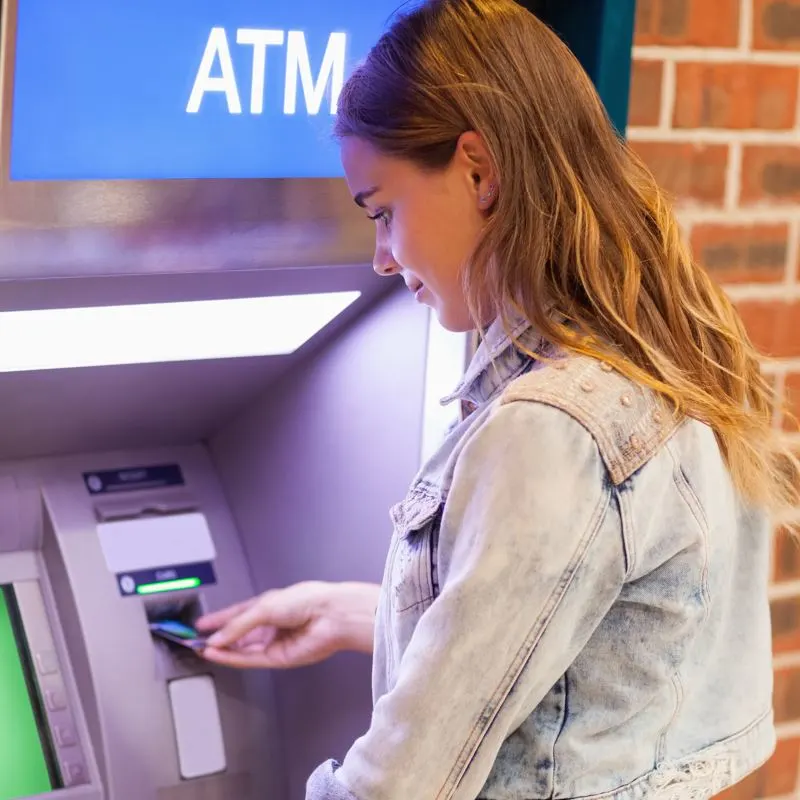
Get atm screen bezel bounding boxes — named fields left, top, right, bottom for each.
left=0, top=582, right=63, bottom=792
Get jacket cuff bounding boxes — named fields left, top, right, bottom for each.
left=306, top=759, right=360, bottom=800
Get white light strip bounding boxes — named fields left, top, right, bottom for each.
left=419, top=310, right=469, bottom=464
left=0, top=292, right=361, bottom=372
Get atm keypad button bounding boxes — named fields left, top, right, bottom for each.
left=62, top=761, right=87, bottom=786
left=35, top=650, right=59, bottom=676
left=45, top=688, right=67, bottom=711
left=55, top=724, right=77, bottom=747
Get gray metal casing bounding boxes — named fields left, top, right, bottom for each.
left=0, top=446, right=283, bottom=800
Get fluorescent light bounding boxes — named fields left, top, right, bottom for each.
left=0, top=291, right=360, bottom=372
left=419, top=311, right=469, bottom=464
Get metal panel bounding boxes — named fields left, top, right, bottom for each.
left=210, top=289, right=430, bottom=798
left=39, top=443, right=284, bottom=800
left=0, top=265, right=393, bottom=460
left=519, top=0, right=637, bottom=135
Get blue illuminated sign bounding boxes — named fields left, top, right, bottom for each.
left=10, top=2, right=403, bottom=181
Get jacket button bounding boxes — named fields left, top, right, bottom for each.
left=580, top=380, right=595, bottom=392
left=554, top=360, right=568, bottom=370
left=600, top=362, right=614, bottom=372
left=653, top=411, right=663, bottom=425
left=629, top=434, right=642, bottom=450
left=620, top=394, right=633, bottom=407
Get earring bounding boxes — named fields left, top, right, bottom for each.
left=480, top=183, right=496, bottom=205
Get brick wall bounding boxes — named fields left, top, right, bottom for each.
left=628, top=1, right=800, bottom=797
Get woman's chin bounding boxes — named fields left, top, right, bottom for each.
left=433, top=304, right=476, bottom=334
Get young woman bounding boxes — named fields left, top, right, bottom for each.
left=198, top=1, right=799, bottom=797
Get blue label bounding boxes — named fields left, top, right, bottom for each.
left=83, top=464, right=185, bottom=495
left=10, top=2, right=406, bottom=181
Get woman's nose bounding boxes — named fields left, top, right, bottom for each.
left=373, top=253, right=399, bottom=277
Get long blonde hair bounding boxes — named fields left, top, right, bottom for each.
left=334, top=0, right=799, bottom=515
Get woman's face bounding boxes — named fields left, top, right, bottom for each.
left=340, top=134, right=495, bottom=332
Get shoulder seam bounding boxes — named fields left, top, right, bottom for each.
left=499, top=357, right=681, bottom=485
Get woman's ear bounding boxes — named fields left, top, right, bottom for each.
left=455, top=131, right=498, bottom=210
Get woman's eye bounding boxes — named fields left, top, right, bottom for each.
left=367, top=209, right=392, bottom=228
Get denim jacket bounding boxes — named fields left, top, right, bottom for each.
left=307, top=319, right=774, bottom=800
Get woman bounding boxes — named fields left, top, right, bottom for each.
left=197, top=1, right=798, bottom=797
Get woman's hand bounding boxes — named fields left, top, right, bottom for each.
left=195, top=581, right=380, bottom=669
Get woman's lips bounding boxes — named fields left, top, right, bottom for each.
left=407, top=281, right=424, bottom=299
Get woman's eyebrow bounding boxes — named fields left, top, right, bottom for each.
left=353, top=187, right=380, bottom=207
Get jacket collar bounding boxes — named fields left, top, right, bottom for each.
left=441, top=317, right=551, bottom=408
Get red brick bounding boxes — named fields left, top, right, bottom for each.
left=775, top=666, right=800, bottom=724
left=633, top=142, right=728, bottom=204
left=674, top=63, right=798, bottom=130
left=741, top=146, right=800, bottom=204
left=775, top=526, right=800, bottom=580
left=691, top=223, right=788, bottom=283
left=754, top=0, right=800, bottom=51
left=713, top=769, right=761, bottom=800
left=635, top=0, right=740, bottom=46
left=628, top=60, right=663, bottom=127
left=736, top=300, right=800, bottom=357
left=772, top=595, right=800, bottom=653
left=714, top=738, right=800, bottom=797
left=764, top=738, right=800, bottom=794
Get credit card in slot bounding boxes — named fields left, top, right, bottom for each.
left=149, top=620, right=207, bottom=651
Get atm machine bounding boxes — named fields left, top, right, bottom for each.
left=0, top=2, right=635, bottom=799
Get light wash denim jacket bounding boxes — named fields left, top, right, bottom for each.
left=307, top=319, right=775, bottom=800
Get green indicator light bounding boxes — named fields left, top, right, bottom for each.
left=136, top=578, right=201, bottom=595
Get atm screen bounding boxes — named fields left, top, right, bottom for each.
left=9, top=0, right=411, bottom=180
left=0, top=586, right=60, bottom=798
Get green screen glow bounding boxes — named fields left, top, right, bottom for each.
left=0, top=588, right=54, bottom=798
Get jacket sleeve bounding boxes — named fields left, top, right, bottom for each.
left=306, top=400, right=627, bottom=800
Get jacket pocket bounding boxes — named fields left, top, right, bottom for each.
left=388, top=481, right=442, bottom=614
